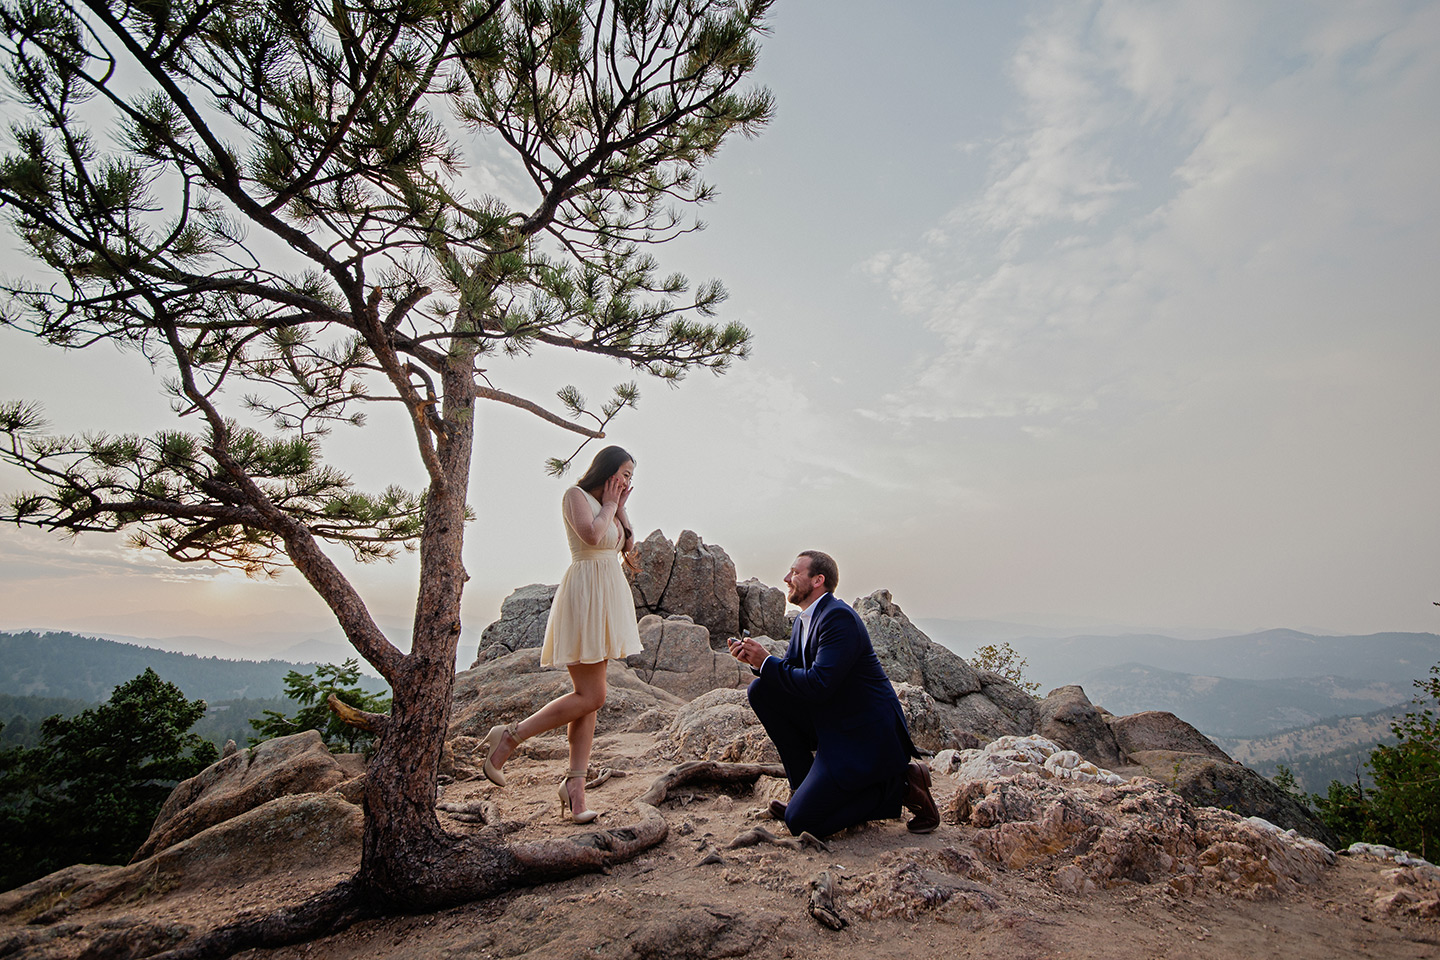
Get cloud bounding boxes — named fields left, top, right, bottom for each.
left=864, top=0, right=1440, bottom=432
left=0, top=528, right=222, bottom=584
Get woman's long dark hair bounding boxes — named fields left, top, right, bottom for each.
left=574, top=445, right=636, bottom=558
left=575, top=445, right=634, bottom=497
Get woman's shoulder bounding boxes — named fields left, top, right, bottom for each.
left=564, top=485, right=598, bottom=506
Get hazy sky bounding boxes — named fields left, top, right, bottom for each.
left=2, top=0, right=1438, bottom=655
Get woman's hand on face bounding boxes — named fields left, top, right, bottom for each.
left=617, top=480, right=633, bottom=509
left=601, top=473, right=626, bottom=506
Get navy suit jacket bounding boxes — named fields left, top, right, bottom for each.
left=758, top=592, right=919, bottom=788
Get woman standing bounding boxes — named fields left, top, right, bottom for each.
left=478, top=446, right=642, bottom=822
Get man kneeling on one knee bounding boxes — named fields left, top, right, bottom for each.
left=728, top=550, right=940, bottom=838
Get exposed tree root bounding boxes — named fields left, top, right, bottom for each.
left=436, top=799, right=502, bottom=824
left=510, top=801, right=668, bottom=882
left=91, top=763, right=788, bottom=959
left=148, top=879, right=368, bottom=960
left=637, top=760, right=787, bottom=806
left=807, top=870, right=847, bottom=930
left=727, top=826, right=830, bottom=852
left=140, top=800, right=670, bottom=959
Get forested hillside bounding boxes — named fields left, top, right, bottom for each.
left=1213, top=706, right=1407, bottom=791
left=0, top=631, right=386, bottom=702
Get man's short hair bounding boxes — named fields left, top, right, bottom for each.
left=798, top=550, right=838, bottom=594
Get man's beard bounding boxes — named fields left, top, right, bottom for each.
left=788, top=583, right=814, bottom=606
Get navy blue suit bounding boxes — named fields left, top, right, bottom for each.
left=748, top=592, right=920, bottom=837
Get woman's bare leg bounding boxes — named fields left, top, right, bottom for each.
left=488, top=661, right=608, bottom=771
left=565, top=706, right=601, bottom=817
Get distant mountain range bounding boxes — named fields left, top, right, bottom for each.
left=0, top=631, right=389, bottom=703
left=918, top=621, right=1440, bottom=691
left=1070, top=663, right=1412, bottom=737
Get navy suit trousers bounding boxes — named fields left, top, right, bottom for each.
left=748, top=674, right=906, bottom=838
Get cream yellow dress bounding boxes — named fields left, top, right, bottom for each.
left=540, top=489, right=643, bottom=666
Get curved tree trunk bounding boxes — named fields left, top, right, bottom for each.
left=359, top=361, right=479, bottom=909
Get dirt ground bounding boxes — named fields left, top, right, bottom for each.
left=209, top=730, right=1439, bottom=960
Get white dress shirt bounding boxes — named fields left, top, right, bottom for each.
left=760, top=592, right=825, bottom=672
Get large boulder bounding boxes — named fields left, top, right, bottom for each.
left=657, top=687, right=779, bottom=764
left=855, top=590, right=983, bottom=703
left=1, top=793, right=361, bottom=927
left=1033, top=685, right=1125, bottom=769
left=1126, top=750, right=1339, bottom=848
left=946, top=692, right=1033, bottom=742
left=472, top=583, right=557, bottom=666
left=944, top=772, right=1334, bottom=896
left=626, top=615, right=752, bottom=701
left=133, top=730, right=352, bottom=861
left=978, top=671, right=1040, bottom=731
left=736, top=578, right=787, bottom=641
left=854, top=589, right=1040, bottom=744
left=628, top=528, right=678, bottom=614
left=1106, top=710, right=1232, bottom=762
left=449, top=648, right=684, bottom=742
left=628, top=529, right=740, bottom=644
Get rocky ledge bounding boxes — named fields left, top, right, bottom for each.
left=1, top=530, right=1415, bottom=960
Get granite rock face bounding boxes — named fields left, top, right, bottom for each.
left=1127, top=749, right=1339, bottom=847
left=626, top=614, right=753, bottom=701
left=945, top=771, right=1334, bottom=897
left=856, top=590, right=983, bottom=704
left=737, top=577, right=787, bottom=641
left=1106, top=710, right=1232, bottom=762
left=657, top=687, right=779, bottom=764
left=628, top=529, right=740, bottom=644
left=450, top=648, right=683, bottom=742
left=472, top=583, right=557, bottom=666
left=1033, top=685, right=1125, bottom=769
left=132, top=730, right=353, bottom=861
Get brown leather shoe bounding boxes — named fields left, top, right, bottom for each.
left=904, top=760, right=940, bottom=834
left=768, top=799, right=788, bottom=821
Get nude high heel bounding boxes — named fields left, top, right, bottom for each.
left=558, top=769, right=600, bottom=824
left=479, top=723, right=520, bottom=787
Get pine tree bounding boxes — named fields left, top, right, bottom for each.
left=249, top=660, right=392, bottom=753
left=0, top=669, right=217, bottom=889
left=0, top=0, right=772, bottom=947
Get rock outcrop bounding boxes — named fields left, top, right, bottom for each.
left=628, top=529, right=740, bottom=644
left=657, top=687, right=779, bottom=764
left=449, top=648, right=684, bottom=743
left=132, top=730, right=355, bottom=861
left=456, top=533, right=1324, bottom=847
left=626, top=615, right=753, bottom=701
left=1106, top=709, right=1233, bottom=761
left=472, top=583, right=557, bottom=665
left=857, top=590, right=983, bottom=702
left=1033, top=685, right=1125, bottom=769
left=736, top=577, right=787, bottom=641
left=855, top=590, right=1036, bottom=749
left=1126, top=749, right=1339, bottom=847
left=944, top=770, right=1334, bottom=897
